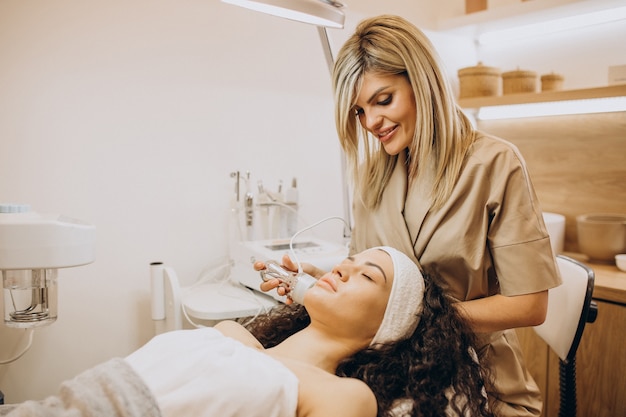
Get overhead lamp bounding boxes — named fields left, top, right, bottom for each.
left=221, top=0, right=345, bottom=29
left=478, top=5, right=626, bottom=46
left=222, top=0, right=345, bottom=74
left=222, top=0, right=352, bottom=236
left=476, top=96, right=626, bottom=120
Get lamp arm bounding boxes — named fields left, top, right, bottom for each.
left=317, top=26, right=352, bottom=239
left=317, top=26, right=335, bottom=75
left=339, top=147, right=352, bottom=239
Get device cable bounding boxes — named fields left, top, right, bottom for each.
left=288, top=216, right=349, bottom=274
left=0, top=328, right=34, bottom=365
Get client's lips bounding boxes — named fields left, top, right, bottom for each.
left=316, top=275, right=337, bottom=292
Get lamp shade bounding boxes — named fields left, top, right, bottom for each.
left=222, top=0, right=345, bottom=28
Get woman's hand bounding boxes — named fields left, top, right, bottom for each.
left=254, top=253, right=326, bottom=304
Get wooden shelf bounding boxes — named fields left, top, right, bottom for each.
left=436, top=0, right=621, bottom=32
left=457, top=84, right=626, bottom=108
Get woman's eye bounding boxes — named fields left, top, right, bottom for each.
left=361, top=273, right=375, bottom=282
left=377, top=95, right=392, bottom=106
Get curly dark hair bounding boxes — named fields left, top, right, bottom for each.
left=244, top=268, right=495, bottom=417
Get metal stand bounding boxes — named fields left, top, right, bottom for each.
left=317, top=26, right=352, bottom=239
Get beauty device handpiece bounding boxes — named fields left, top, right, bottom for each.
left=260, top=261, right=316, bottom=305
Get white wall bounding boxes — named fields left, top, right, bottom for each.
left=0, top=0, right=345, bottom=402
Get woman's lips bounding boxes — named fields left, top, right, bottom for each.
left=316, top=275, right=337, bottom=292
left=378, top=125, right=398, bottom=143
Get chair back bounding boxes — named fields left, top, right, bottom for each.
left=533, top=255, right=595, bottom=363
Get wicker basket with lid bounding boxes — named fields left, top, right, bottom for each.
left=502, top=68, right=538, bottom=94
left=458, top=62, right=501, bottom=98
left=541, top=72, right=564, bottom=91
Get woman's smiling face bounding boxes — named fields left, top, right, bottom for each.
left=353, top=72, right=417, bottom=156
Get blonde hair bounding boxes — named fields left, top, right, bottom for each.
left=332, top=15, right=475, bottom=210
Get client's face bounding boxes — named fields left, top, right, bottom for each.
left=304, top=248, right=393, bottom=343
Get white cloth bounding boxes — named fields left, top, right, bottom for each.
left=370, top=246, right=425, bottom=346
left=125, top=327, right=298, bottom=417
left=0, top=358, right=160, bottom=417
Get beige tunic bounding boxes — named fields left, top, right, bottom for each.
left=350, top=133, right=562, bottom=417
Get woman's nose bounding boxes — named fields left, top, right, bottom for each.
left=361, top=110, right=383, bottom=132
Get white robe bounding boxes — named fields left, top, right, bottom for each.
left=0, top=358, right=160, bottom=417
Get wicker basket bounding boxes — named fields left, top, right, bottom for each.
left=458, top=62, right=501, bottom=98
left=541, top=73, right=564, bottom=92
left=502, top=68, right=538, bottom=94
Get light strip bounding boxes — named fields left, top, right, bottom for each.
left=221, top=0, right=345, bottom=28
left=477, top=97, right=626, bottom=120
left=478, top=6, right=626, bottom=45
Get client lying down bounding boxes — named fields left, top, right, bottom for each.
left=0, top=246, right=493, bottom=417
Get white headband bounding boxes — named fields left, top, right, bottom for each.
left=370, top=246, right=425, bottom=346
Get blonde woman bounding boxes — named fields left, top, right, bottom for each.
left=263, top=15, right=561, bottom=417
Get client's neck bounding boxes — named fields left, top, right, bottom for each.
left=267, top=326, right=365, bottom=374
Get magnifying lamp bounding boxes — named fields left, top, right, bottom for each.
left=0, top=204, right=95, bottom=328
left=221, top=0, right=352, bottom=237
left=221, top=0, right=345, bottom=28
left=222, top=0, right=345, bottom=75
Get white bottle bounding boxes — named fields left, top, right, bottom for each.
left=269, top=180, right=284, bottom=239
left=284, top=177, right=299, bottom=237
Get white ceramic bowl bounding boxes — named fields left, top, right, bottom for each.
left=577, top=214, right=626, bottom=262
left=616, top=254, right=626, bottom=272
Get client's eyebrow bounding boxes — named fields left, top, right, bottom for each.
left=366, top=261, right=387, bottom=282
left=346, top=255, right=387, bottom=282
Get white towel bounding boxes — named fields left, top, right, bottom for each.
left=370, top=246, right=425, bottom=346
left=125, top=327, right=298, bottom=417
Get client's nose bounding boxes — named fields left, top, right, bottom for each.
left=331, top=265, right=350, bottom=282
